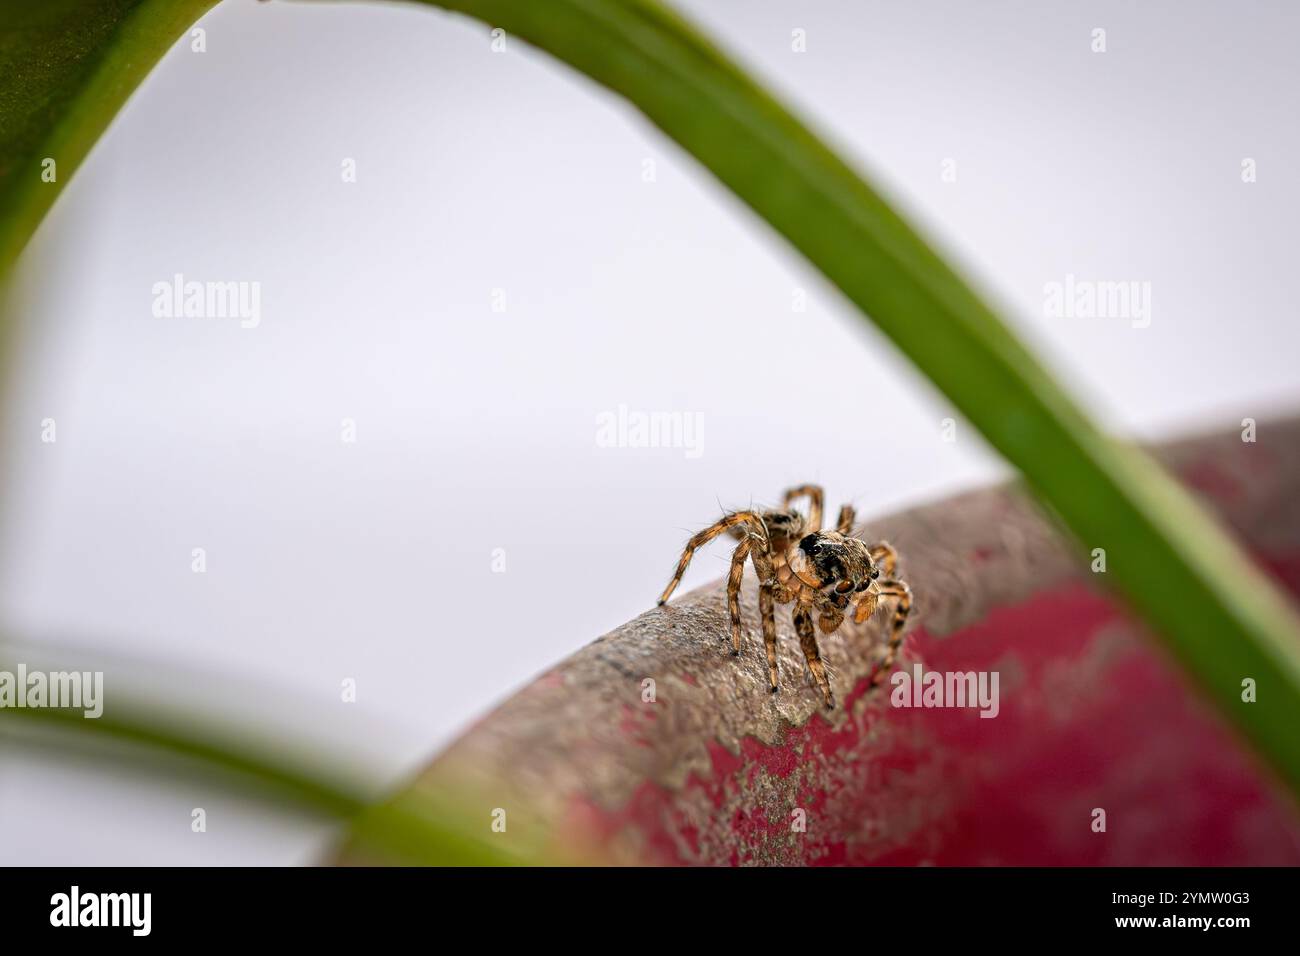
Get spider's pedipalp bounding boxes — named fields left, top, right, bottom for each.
left=817, top=602, right=845, bottom=634
left=853, top=585, right=880, bottom=624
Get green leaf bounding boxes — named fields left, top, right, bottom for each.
left=0, top=0, right=218, bottom=282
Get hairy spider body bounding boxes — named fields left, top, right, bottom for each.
left=657, top=485, right=912, bottom=709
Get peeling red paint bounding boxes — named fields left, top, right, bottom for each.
left=568, top=576, right=1300, bottom=865
left=706, top=740, right=744, bottom=785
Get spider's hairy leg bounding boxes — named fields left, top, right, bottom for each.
left=782, top=484, right=824, bottom=532
left=836, top=504, right=857, bottom=535
left=868, top=541, right=899, bottom=578
left=759, top=584, right=779, bottom=692
left=792, top=605, right=834, bottom=709
left=868, top=579, right=913, bottom=687
left=746, top=531, right=785, bottom=688
left=726, top=535, right=753, bottom=656
left=658, top=510, right=769, bottom=606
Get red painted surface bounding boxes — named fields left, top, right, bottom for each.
left=572, top=558, right=1300, bottom=865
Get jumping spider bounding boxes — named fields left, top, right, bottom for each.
left=657, top=484, right=912, bottom=709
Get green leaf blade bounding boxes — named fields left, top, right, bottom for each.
left=0, top=0, right=219, bottom=281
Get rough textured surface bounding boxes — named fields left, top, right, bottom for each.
left=341, top=420, right=1300, bottom=865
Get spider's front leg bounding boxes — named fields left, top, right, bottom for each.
left=658, top=510, right=769, bottom=606
left=869, top=541, right=899, bottom=578
left=792, top=605, right=835, bottom=709
left=725, top=535, right=753, bottom=656
left=862, top=578, right=913, bottom=687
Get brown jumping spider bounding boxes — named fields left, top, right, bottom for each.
left=657, top=484, right=912, bottom=709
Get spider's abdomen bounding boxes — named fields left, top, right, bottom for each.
left=760, top=509, right=805, bottom=542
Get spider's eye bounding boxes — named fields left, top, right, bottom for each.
left=870, top=568, right=880, bottom=580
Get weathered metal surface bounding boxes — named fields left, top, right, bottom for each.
left=345, top=420, right=1300, bottom=865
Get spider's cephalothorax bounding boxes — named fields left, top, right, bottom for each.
left=657, top=484, right=912, bottom=709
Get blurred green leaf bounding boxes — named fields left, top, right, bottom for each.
left=0, top=0, right=219, bottom=283
left=0, top=646, right=537, bottom=865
